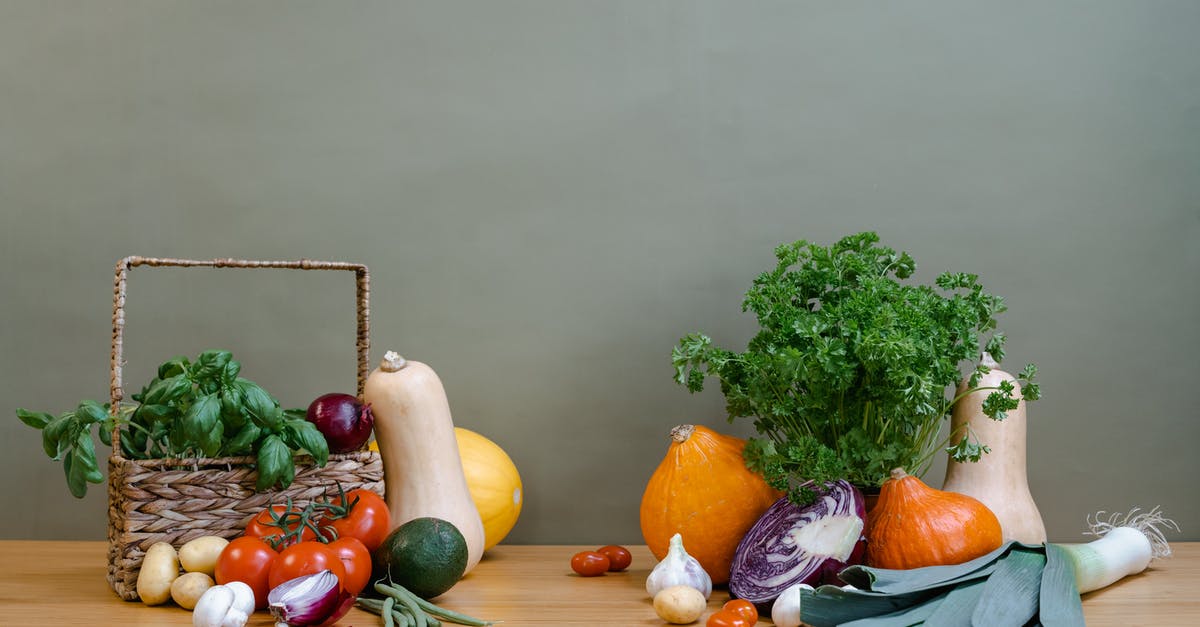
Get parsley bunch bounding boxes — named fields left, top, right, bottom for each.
left=673, top=232, right=1039, bottom=504
left=16, top=349, right=328, bottom=497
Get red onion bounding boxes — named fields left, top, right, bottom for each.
left=305, top=393, right=374, bottom=453
left=267, top=570, right=355, bottom=627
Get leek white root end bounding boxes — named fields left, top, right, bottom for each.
left=1063, top=506, right=1180, bottom=594
left=1085, top=506, right=1180, bottom=559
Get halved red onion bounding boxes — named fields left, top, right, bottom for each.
left=267, top=570, right=355, bottom=627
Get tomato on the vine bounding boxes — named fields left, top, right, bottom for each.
left=706, top=609, right=752, bottom=627
left=596, top=545, right=632, bottom=571
left=327, top=488, right=390, bottom=553
left=214, top=536, right=277, bottom=609
left=722, top=599, right=759, bottom=624
left=244, top=504, right=318, bottom=549
left=268, top=541, right=348, bottom=592
left=570, top=551, right=610, bottom=577
left=328, top=536, right=372, bottom=597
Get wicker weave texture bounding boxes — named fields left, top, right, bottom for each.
left=103, top=257, right=381, bottom=601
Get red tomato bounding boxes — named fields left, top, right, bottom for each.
left=268, top=541, right=348, bottom=592
left=722, top=599, right=759, bottom=624
left=596, top=545, right=632, bottom=571
left=328, top=536, right=372, bottom=597
left=707, top=609, right=752, bottom=627
left=244, top=504, right=318, bottom=550
left=328, top=489, right=391, bottom=553
left=214, top=536, right=277, bottom=609
left=570, top=551, right=610, bottom=577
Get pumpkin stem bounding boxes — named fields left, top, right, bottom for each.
left=890, top=467, right=908, bottom=481
left=380, top=350, right=409, bottom=372
left=670, top=424, right=695, bottom=443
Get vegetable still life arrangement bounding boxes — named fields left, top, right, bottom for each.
left=632, top=232, right=1181, bottom=625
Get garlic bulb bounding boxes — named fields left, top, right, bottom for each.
left=771, top=583, right=809, bottom=627
left=645, top=533, right=713, bottom=599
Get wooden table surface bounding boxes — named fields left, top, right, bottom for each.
left=1, top=541, right=1196, bottom=626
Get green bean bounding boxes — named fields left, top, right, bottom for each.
left=373, top=582, right=494, bottom=627
left=382, top=596, right=396, bottom=627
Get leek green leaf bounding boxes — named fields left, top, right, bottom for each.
left=840, top=589, right=948, bottom=626
left=1039, top=543, right=1085, bottom=627
left=799, top=585, right=940, bottom=627
left=971, top=547, right=1046, bottom=627
left=924, top=579, right=986, bottom=627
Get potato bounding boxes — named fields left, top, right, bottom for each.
left=136, top=542, right=179, bottom=606
left=170, top=571, right=215, bottom=610
left=653, top=585, right=707, bottom=624
left=178, top=536, right=229, bottom=576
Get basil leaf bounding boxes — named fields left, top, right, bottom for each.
left=42, top=414, right=73, bottom=459
left=255, top=434, right=291, bottom=491
left=225, top=423, right=261, bottom=456
left=196, top=350, right=233, bottom=381
left=135, top=404, right=176, bottom=423
left=16, top=409, right=55, bottom=429
left=238, top=380, right=281, bottom=430
left=119, top=429, right=140, bottom=458
left=144, top=375, right=191, bottom=405
left=73, top=430, right=100, bottom=474
left=64, top=452, right=86, bottom=498
left=198, top=420, right=224, bottom=457
left=283, top=419, right=329, bottom=467
left=98, top=421, right=114, bottom=447
left=222, top=360, right=242, bottom=384
left=168, top=419, right=192, bottom=454
left=74, top=400, right=108, bottom=426
left=184, top=393, right=221, bottom=442
left=158, top=356, right=190, bottom=379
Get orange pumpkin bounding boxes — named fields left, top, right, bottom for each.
left=639, top=424, right=783, bottom=585
left=865, top=468, right=1003, bottom=570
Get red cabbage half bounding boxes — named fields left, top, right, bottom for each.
left=728, top=480, right=867, bottom=605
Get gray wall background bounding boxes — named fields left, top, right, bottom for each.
left=2, top=1, right=1197, bottom=545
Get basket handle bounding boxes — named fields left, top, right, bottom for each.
left=109, top=256, right=371, bottom=428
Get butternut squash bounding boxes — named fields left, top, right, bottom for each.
left=942, top=353, right=1047, bottom=543
left=364, top=351, right=486, bottom=573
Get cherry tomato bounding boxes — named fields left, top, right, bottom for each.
left=596, top=545, right=632, bottom=572
left=268, top=540, right=348, bottom=591
left=570, top=551, right=610, bottom=577
left=328, top=536, right=372, bottom=597
left=722, top=599, right=759, bottom=624
left=328, top=488, right=391, bottom=553
left=214, top=536, right=277, bottom=609
left=244, top=504, right=318, bottom=550
left=707, top=609, right=752, bottom=627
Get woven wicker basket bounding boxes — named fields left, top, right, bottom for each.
left=105, top=256, right=384, bottom=601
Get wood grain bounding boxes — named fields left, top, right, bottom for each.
left=0, top=541, right=1195, bottom=626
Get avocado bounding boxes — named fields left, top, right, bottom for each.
left=373, top=517, right=469, bottom=599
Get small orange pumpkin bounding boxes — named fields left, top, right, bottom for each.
left=639, top=424, right=783, bottom=585
left=865, top=467, right=1003, bottom=570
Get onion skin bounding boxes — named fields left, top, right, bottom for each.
left=729, top=481, right=866, bottom=605
left=305, top=393, right=374, bottom=454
